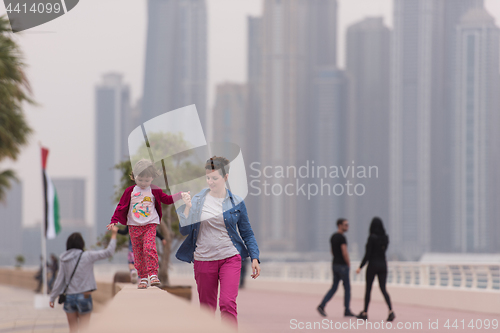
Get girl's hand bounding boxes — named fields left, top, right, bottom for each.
left=356, top=268, right=361, bottom=274
left=49, top=302, right=54, bottom=308
left=251, top=259, right=261, bottom=279
left=181, top=191, right=192, bottom=208
left=106, top=223, right=117, bottom=231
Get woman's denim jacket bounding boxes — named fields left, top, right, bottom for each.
left=175, top=188, right=260, bottom=264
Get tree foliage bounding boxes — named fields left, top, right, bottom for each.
left=0, top=16, right=34, bottom=201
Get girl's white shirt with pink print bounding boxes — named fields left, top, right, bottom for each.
left=127, top=185, right=160, bottom=226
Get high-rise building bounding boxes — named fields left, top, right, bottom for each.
left=345, top=17, right=391, bottom=255
left=142, top=0, right=207, bottom=131
left=245, top=16, right=263, bottom=241
left=52, top=178, right=86, bottom=226
left=212, top=83, right=247, bottom=148
left=430, top=0, right=484, bottom=253
left=259, top=0, right=338, bottom=251
left=390, top=0, right=483, bottom=259
left=309, top=68, right=349, bottom=253
left=95, top=73, right=130, bottom=232
left=453, top=7, right=500, bottom=252
left=0, top=182, right=23, bottom=265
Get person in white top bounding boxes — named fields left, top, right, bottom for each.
left=107, top=159, right=187, bottom=289
left=177, top=156, right=261, bottom=328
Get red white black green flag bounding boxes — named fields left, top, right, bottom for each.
left=41, top=147, right=60, bottom=239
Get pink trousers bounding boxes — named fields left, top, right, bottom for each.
left=129, top=224, right=158, bottom=279
left=194, top=254, right=241, bottom=326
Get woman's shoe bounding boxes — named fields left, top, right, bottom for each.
left=387, top=311, right=395, bottom=322
left=356, top=311, right=368, bottom=320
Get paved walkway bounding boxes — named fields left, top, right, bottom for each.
left=1, top=277, right=499, bottom=333
left=169, top=277, right=500, bottom=333
left=0, top=285, right=68, bottom=333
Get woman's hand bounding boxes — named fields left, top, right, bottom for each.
left=251, top=259, right=261, bottom=279
left=356, top=268, right=361, bottom=274
left=49, top=301, right=54, bottom=308
left=110, top=224, right=119, bottom=239
left=181, top=191, right=192, bottom=208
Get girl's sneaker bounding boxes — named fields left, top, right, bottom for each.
left=130, top=269, right=138, bottom=284
left=149, top=275, right=161, bottom=286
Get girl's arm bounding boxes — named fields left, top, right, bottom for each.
left=110, top=188, right=132, bottom=225
left=158, top=190, right=183, bottom=205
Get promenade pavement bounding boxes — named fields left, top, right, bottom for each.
left=1, top=275, right=499, bottom=333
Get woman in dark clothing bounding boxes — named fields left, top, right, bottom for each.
left=355, top=217, right=395, bottom=321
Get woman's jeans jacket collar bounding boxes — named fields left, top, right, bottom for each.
left=175, top=188, right=260, bottom=264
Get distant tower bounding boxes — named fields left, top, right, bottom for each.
left=95, top=73, right=130, bottom=232
left=142, top=0, right=207, bottom=131
left=345, top=17, right=391, bottom=254
left=310, top=68, right=349, bottom=253
left=259, top=0, right=338, bottom=252
left=52, top=178, right=86, bottom=226
left=453, top=7, right=500, bottom=252
left=390, top=0, right=483, bottom=259
left=212, top=83, right=247, bottom=148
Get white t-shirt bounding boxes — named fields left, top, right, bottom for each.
left=194, top=193, right=239, bottom=261
left=127, top=186, right=160, bottom=226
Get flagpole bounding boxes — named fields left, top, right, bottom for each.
left=38, top=141, right=48, bottom=295
left=40, top=142, right=48, bottom=296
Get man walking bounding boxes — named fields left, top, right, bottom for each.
left=317, top=218, right=355, bottom=317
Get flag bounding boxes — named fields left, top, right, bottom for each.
left=41, top=147, right=60, bottom=239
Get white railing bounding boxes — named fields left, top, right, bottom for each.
left=170, top=261, right=500, bottom=291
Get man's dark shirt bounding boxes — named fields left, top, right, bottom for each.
left=330, top=232, right=347, bottom=265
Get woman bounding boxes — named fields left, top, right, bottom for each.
left=176, top=156, right=261, bottom=327
left=355, top=217, right=395, bottom=321
left=49, top=225, right=118, bottom=332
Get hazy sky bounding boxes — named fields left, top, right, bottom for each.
left=0, top=0, right=499, bottom=227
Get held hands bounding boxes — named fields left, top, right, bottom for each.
left=251, top=259, right=261, bottom=279
left=106, top=223, right=119, bottom=239
left=181, top=191, right=192, bottom=208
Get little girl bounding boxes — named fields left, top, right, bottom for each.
left=107, top=159, right=188, bottom=289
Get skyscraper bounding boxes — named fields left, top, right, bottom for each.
left=52, top=178, right=86, bottom=226
left=390, top=0, right=483, bottom=259
left=453, top=7, right=500, bottom=252
left=245, top=16, right=263, bottom=241
left=345, top=17, right=391, bottom=254
left=142, top=0, right=207, bottom=131
left=95, top=73, right=130, bottom=232
left=212, top=83, right=247, bottom=149
left=259, top=0, right=338, bottom=251
left=309, top=68, right=349, bottom=253
left=430, top=0, right=484, bottom=253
